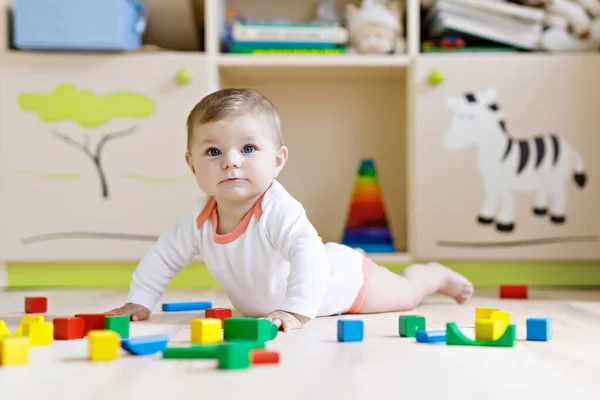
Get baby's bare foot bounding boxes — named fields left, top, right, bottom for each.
left=429, top=262, right=474, bottom=304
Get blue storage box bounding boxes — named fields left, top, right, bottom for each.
left=13, top=0, right=148, bottom=51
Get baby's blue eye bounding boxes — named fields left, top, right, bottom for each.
left=207, top=148, right=221, bottom=156
left=242, top=145, right=256, bottom=154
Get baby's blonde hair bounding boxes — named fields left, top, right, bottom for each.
left=186, top=88, right=282, bottom=151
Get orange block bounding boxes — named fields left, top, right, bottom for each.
left=350, top=191, right=383, bottom=204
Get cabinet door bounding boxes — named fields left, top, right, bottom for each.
left=413, top=54, right=600, bottom=261
left=0, top=53, right=211, bottom=261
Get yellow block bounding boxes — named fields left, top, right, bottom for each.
left=475, top=319, right=507, bottom=341
left=475, top=307, right=499, bottom=323
left=489, top=310, right=511, bottom=326
left=191, top=318, right=222, bottom=344
left=24, top=322, right=53, bottom=346
left=14, top=316, right=44, bottom=336
left=88, top=330, right=120, bottom=361
left=0, top=336, right=30, bottom=365
left=0, top=320, right=10, bottom=338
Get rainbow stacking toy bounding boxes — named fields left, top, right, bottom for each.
left=341, top=158, right=395, bottom=253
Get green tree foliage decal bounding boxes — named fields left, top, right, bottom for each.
left=18, top=84, right=155, bottom=198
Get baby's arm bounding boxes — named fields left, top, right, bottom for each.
left=263, top=197, right=331, bottom=330
left=108, top=202, right=202, bottom=320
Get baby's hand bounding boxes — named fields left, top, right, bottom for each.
left=106, top=303, right=150, bottom=321
left=264, top=310, right=309, bottom=332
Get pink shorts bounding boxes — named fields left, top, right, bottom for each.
left=346, top=256, right=371, bottom=314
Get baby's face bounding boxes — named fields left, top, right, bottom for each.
left=186, top=113, right=287, bottom=204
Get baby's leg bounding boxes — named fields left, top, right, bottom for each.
left=357, top=261, right=474, bottom=314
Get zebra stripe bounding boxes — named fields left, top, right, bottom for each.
left=534, top=137, right=545, bottom=168
left=502, top=138, right=513, bottom=161
left=499, top=120, right=506, bottom=133
left=517, top=140, right=529, bottom=174
left=551, top=135, right=560, bottom=165
left=488, top=103, right=499, bottom=111
left=465, top=93, right=476, bottom=102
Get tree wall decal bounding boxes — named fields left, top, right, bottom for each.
left=18, top=84, right=155, bottom=199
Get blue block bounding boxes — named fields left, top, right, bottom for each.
left=345, top=243, right=395, bottom=253
left=161, top=302, right=213, bottom=312
left=526, top=318, right=552, bottom=341
left=337, top=320, right=364, bottom=342
left=415, top=330, right=446, bottom=343
left=121, top=335, right=170, bottom=356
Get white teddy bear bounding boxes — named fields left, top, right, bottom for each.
left=346, top=0, right=406, bottom=54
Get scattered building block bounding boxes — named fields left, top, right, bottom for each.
left=53, top=317, right=85, bottom=340
left=475, top=319, right=507, bottom=341
left=399, top=315, right=426, bottom=337
left=25, top=297, right=47, bottom=314
left=475, top=307, right=499, bottom=323
left=205, top=308, right=233, bottom=325
left=105, top=315, right=130, bottom=338
left=526, top=318, right=552, bottom=341
left=74, top=313, right=121, bottom=335
left=499, top=285, right=528, bottom=299
left=191, top=318, right=222, bottom=344
left=251, top=350, right=280, bottom=364
left=337, top=319, right=364, bottom=342
left=489, top=310, right=511, bottom=326
left=161, top=301, right=212, bottom=312
left=415, top=330, right=446, bottom=343
left=446, top=322, right=516, bottom=347
left=0, top=336, right=30, bottom=366
left=0, top=320, right=10, bottom=338
left=223, top=318, right=278, bottom=343
left=121, top=335, right=169, bottom=355
left=24, top=322, right=53, bottom=346
left=162, top=345, right=222, bottom=359
left=14, top=316, right=44, bottom=336
left=217, top=342, right=253, bottom=370
left=88, top=330, right=120, bottom=361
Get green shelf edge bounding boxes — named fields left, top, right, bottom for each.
left=6, top=261, right=600, bottom=288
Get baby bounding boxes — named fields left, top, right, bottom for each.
left=109, top=88, right=474, bottom=331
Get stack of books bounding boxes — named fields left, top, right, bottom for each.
left=422, top=0, right=546, bottom=51
left=227, top=21, right=349, bottom=55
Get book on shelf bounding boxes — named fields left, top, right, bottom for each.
left=231, top=21, right=348, bottom=44
left=422, top=0, right=544, bottom=50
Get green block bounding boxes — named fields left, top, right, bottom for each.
left=217, top=342, right=253, bottom=370
left=162, top=345, right=220, bottom=359
left=104, top=315, right=130, bottom=338
left=399, top=315, right=425, bottom=337
left=446, top=322, right=516, bottom=347
left=356, top=176, right=378, bottom=185
left=358, top=166, right=377, bottom=177
left=223, top=318, right=278, bottom=343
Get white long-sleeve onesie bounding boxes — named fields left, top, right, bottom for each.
left=127, top=180, right=369, bottom=319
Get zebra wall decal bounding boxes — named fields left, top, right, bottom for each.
left=443, top=87, right=587, bottom=233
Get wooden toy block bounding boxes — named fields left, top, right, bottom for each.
left=499, top=285, right=528, bottom=299
left=74, top=313, right=121, bottom=335
left=475, top=307, right=499, bottom=323
left=223, top=318, right=278, bottom=343
left=205, top=308, right=233, bottom=324
left=24, top=321, right=53, bottom=346
left=14, top=316, right=44, bottom=336
left=121, top=335, right=169, bottom=355
left=162, top=345, right=221, bottom=359
left=53, top=317, right=85, bottom=340
left=489, top=310, right=511, bottom=326
left=0, top=320, right=10, bottom=338
left=217, top=342, right=254, bottom=370
left=415, top=330, right=446, bottom=343
left=475, top=319, right=507, bottom=341
left=25, top=296, right=47, bottom=313
left=0, top=336, right=30, bottom=366
left=337, top=319, right=364, bottom=342
left=161, top=301, right=212, bottom=312
left=446, top=322, right=516, bottom=347
left=251, top=350, right=280, bottom=364
left=88, top=330, right=120, bottom=361
left=399, top=315, right=426, bottom=337
left=191, top=318, right=222, bottom=344
left=526, top=318, right=552, bottom=341
left=105, top=315, right=130, bottom=338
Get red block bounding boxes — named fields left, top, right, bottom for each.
left=74, top=313, right=121, bottom=335
left=25, top=297, right=47, bottom=313
left=499, top=285, right=528, bottom=299
left=251, top=350, right=280, bottom=365
left=53, top=317, right=85, bottom=340
left=205, top=308, right=232, bottom=324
